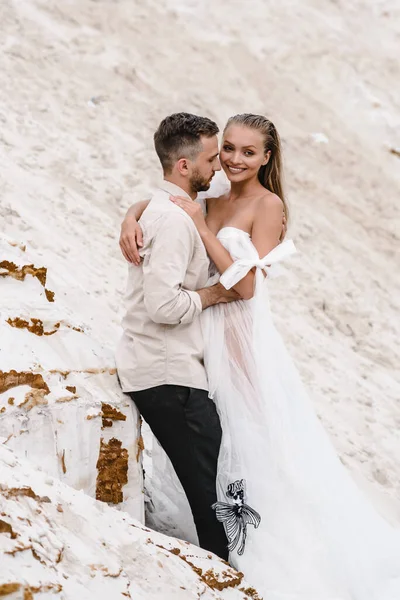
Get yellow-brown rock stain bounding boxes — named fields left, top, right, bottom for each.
left=96, top=438, right=128, bottom=504
left=19, top=388, right=49, bottom=411
left=49, top=367, right=116, bottom=377
left=239, top=586, right=262, bottom=599
left=6, top=317, right=60, bottom=336
left=0, top=519, right=17, bottom=539
left=55, top=394, right=79, bottom=403
left=27, top=584, right=62, bottom=597
left=0, top=370, right=50, bottom=396
left=136, top=434, right=145, bottom=462
left=101, top=403, right=127, bottom=429
left=4, top=542, right=33, bottom=557
left=152, top=542, right=247, bottom=594
left=45, top=289, right=55, bottom=302
left=1, top=486, right=51, bottom=503
left=201, top=568, right=245, bottom=592
left=89, top=565, right=123, bottom=578
left=0, top=583, right=21, bottom=596
left=0, top=261, right=47, bottom=286
left=7, top=240, right=26, bottom=252
left=0, top=261, right=56, bottom=303
left=49, top=369, right=70, bottom=378
left=60, top=450, right=67, bottom=474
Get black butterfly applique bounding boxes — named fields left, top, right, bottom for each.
left=212, top=479, right=261, bottom=555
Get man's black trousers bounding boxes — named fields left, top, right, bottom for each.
left=129, top=384, right=228, bottom=560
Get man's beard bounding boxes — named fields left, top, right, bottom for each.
left=190, top=168, right=213, bottom=194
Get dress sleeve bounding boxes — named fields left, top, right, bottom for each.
left=220, top=239, right=297, bottom=290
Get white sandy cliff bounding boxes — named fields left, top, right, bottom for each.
left=0, top=0, right=399, bottom=596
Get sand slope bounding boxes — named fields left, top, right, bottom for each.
left=0, top=0, right=399, bottom=527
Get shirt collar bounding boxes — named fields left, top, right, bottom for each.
left=159, top=180, right=195, bottom=201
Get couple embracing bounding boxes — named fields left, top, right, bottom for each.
left=117, top=112, right=400, bottom=599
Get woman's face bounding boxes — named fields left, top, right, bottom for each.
left=220, top=124, right=270, bottom=183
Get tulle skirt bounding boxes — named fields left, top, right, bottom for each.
left=146, top=261, right=400, bottom=598
left=201, top=278, right=400, bottom=600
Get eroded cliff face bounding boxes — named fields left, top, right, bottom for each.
left=0, top=0, right=399, bottom=595
left=0, top=241, right=258, bottom=598
left=0, top=445, right=259, bottom=599
left=0, top=0, right=398, bottom=519
left=0, top=239, right=144, bottom=521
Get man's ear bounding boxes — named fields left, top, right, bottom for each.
left=176, top=158, right=190, bottom=176
left=262, top=150, right=271, bottom=166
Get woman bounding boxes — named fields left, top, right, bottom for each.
left=120, top=114, right=400, bottom=599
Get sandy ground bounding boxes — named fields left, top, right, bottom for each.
left=0, top=0, right=399, bottom=525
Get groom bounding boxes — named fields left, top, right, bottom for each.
left=116, top=113, right=238, bottom=560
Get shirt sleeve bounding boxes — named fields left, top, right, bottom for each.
left=143, top=213, right=203, bottom=325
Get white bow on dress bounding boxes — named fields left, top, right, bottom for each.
left=220, top=239, right=297, bottom=290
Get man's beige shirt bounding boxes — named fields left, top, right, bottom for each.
left=116, top=181, right=210, bottom=392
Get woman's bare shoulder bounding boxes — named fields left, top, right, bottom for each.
left=256, top=190, right=283, bottom=213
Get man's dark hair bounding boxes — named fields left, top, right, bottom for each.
left=154, top=112, right=219, bottom=174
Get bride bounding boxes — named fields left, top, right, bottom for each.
left=120, top=113, right=400, bottom=599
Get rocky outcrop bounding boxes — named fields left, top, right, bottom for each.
left=0, top=445, right=259, bottom=599
left=0, top=238, right=143, bottom=521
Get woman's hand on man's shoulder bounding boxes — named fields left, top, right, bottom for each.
left=119, top=214, right=144, bottom=265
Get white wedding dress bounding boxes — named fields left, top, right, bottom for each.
left=198, top=226, right=400, bottom=599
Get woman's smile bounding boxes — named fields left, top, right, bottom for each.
left=226, top=165, right=247, bottom=174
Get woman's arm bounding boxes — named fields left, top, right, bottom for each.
left=202, top=196, right=283, bottom=299
left=170, top=194, right=283, bottom=300
left=119, top=200, right=150, bottom=264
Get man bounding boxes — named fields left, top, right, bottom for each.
left=116, top=113, right=238, bottom=560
